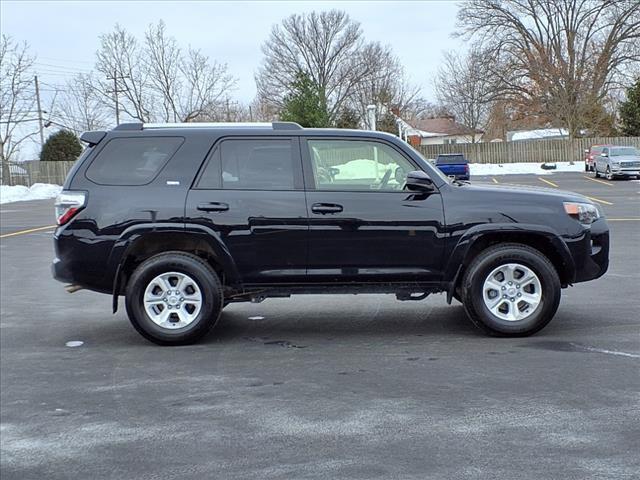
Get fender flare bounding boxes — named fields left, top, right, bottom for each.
left=443, top=223, right=576, bottom=301
left=107, top=223, right=240, bottom=313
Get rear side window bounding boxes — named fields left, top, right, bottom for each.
left=86, top=137, right=183, bottom=186
left=197, top=139, right=295, bottom=190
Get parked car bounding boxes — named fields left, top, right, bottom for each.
left=435, top=153, right=470, bottom=180
left=52, top=122, right=609, bottom=345
left=584, top=144, right=610, bottom=172
left=594, top=145, right=640, bottom=180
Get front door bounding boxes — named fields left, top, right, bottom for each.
left=302, top=138, right=446, bottom=283
left=186, top=137, right=308, bottom=284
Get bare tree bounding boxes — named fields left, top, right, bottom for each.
left=95, top=24, right=153, bottom=122
left=434, top=48, right=496, bottom=141
left=178, top=47, right=236, bottom=122
left=348, top=42, right=425, bottom=125
left=457, top=0, right=640, bottom=136
left=54, top=73, right=110, bottom=133
left=0, top=35, right=37, bottom=183
left=94, top=22, right=236, bottom=123
left=256, top=10, right=374, bottom=123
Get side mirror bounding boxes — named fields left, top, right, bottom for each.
left=601, top=152, right=608, bottom=157
left=405, top=170, right=435, bottom=192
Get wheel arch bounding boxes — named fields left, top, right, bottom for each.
left=107, top=224, right=240, bottom=313
left=444, top=224, right=575, bottom=302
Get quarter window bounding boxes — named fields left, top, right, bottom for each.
left=307, top=139, right=415, bottom=191
left=86, top=137, right=183, bottom=186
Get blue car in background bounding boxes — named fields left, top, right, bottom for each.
left=435, top=153, right=470, bottom=180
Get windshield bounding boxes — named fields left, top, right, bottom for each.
left=405, top=143, right=451, bottom=184
left=610, top=147, right=639, bottom=156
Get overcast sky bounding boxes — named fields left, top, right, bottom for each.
left=2, top=0, right=465, bottom=103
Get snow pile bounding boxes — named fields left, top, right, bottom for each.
left=333, top=159, right=398, bottom=180
left=470, top=162, right=584, bottom=176
left=0, top=183, right=62, bottom=204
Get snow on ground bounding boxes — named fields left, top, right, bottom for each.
left=470, top=162, right=584, bottom=176
left=0, top=183, right=62, bottom=204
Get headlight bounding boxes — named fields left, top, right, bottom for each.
left=564, top=202, right=600, bottom=225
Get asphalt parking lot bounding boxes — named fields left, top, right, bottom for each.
left=1, top=172, right=639, bottom=480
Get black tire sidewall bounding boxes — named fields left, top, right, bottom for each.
left=125, top=254, right=222, bottom=345
left=464, top=247, right=560, bottom=336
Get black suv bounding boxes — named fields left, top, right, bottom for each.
left=52, top=122, right=609, bottom=345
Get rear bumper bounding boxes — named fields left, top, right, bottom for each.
left=51, top=257, right=73, bottom=284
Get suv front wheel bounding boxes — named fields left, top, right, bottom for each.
left=461, top=244, right=561, bottom=336
left=125, top=252, right=223, bottom=345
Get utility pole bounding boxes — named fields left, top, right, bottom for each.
left=106, top=71, right=130, bottom=125
left=34, top=75, right=44, bottom=147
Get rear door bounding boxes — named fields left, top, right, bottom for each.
left=302, top=137, right=446, bottom=283
left=185, top=137, right=308, bottom=284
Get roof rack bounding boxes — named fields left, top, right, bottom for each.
left=113, top=121, right=304, bottom=131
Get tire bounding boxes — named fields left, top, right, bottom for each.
left=460, top=244, right=561, bottom=337
left=125, top=252, right=223, bottom=345
left=605, top=166, right=613, bottom=181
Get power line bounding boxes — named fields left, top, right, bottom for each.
left=33, top=62, right=93, bottom=74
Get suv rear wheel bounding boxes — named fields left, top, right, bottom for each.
left=461, top=244, right=561, bottom=336
left=125, top=252, right=223, bottom=345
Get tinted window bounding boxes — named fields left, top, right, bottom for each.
left=86, top=137, right=183, bottom=186
left=308, top=139, right=415, bottom=191
left=436, top=154, right=466, bottom=165
left=209, top=139, right=295, bottom=190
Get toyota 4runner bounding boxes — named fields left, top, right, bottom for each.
left=52, top=122, right=609, bottom=345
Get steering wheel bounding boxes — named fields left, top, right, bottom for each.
left=378, top=169, right=392, bottom=189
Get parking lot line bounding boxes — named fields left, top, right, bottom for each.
left=608, top=218, right=640, bottom=222
left=584, top=176, right=614, bottom=187
left=539, top=178, right=558, bottom=187
left=584, top=195, right=614, bottom=206
left=0, top=225, right=56, bottom=239
left=492, top=178, right=499, bottom=184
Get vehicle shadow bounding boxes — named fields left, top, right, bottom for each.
left=204, top=303, right=481, bottom=345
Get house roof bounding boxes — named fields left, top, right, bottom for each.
left=409, top=117, right=483, bottom=137
left=508, top=128, right=568, bottom=141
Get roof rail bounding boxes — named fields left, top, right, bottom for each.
left=113, top=123, right=143, bottom=131
left=143, top=122, right=273, bottom=129
left=272, top=121, right=303, bottom=130
left=134, top=122, right=304, bottom=130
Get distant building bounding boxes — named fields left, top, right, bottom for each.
left=398, top=116, right=484, bottom=146
left=507, top=128, right=569, bottom=141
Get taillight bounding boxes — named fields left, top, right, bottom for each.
left=55, top=191, right=86, bottom=226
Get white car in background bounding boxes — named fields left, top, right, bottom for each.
left=594, top=146, right=640, bottom=180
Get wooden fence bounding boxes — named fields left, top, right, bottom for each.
left=2, top=160, right=76, bottom=187
left=418, top=136, right=640, bottom=164
left=2, top=135, right=639, bottom=186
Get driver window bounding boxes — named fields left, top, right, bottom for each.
left=307, top=139, right=414, bottom=191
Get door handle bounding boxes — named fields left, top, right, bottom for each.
left=197, top=202, right=229, bottom=212
left=311, top=203, right=343, bottom=214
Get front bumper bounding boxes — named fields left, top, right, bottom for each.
left=571, top=218, right=609, bottom=283
left=610, top=169, right=639, bottom=177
